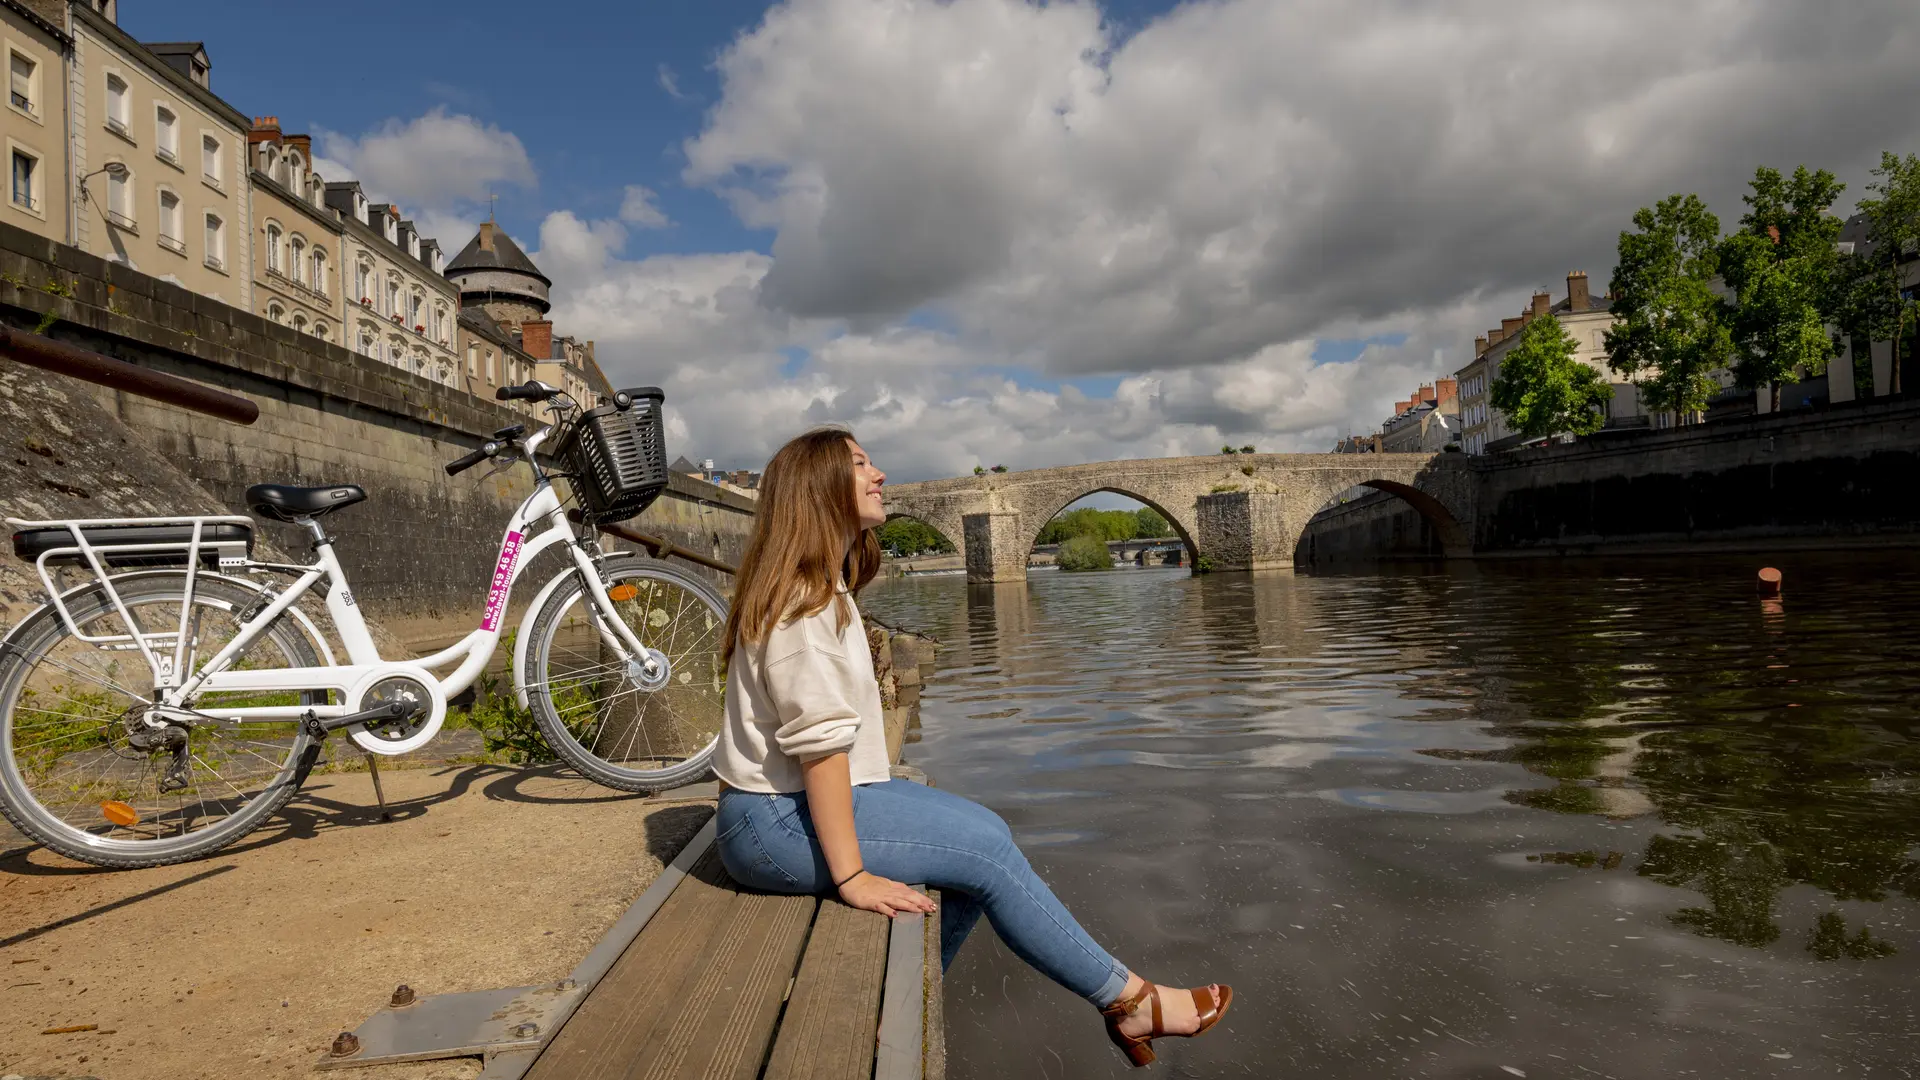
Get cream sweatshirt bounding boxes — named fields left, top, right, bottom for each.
left=714, top=588, right=893, bottom=794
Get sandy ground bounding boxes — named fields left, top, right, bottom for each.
left=0, top=763, right=714, bottom=1080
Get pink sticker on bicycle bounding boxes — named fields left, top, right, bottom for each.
left=480, top=530, right=524, bottom=632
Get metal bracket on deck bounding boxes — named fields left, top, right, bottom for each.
left=314, top=816, right=718, bottom=1073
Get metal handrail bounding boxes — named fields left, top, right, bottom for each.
left=0, top=325, right=259, bottom=424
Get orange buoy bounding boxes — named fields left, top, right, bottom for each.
left=100, top=801, right=140, bottom=827
left=1756, top=567, right=1782, bottom=597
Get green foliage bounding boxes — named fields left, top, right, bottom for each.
left=1808, top=911, right=1898, bottom=960
left=1133, top=508, right=1172, bottom=538
left=1036, top=506, right=1143, bottom=545
left=1208, top=483, right=1240, bottom=494
left=972, top=465, right=986, bottom=476
left=1720, top=165, right=1847, bottom=407
left=1836, top=151, right=1920, bottom=396
left=1219, top=445, right=1237, bottom=455
left=1239, top=444, right=1255, bottom=454
left=1056, top=533, right=1113, bottom=571
left=1604, top=193, right=1734, bottom=419
left=876, top=517, right=955, bottom=557
left=1490, top=312, right=1613, bottom=439
left=456, top=633, right=557, bottom=764
left=988, top=464, right=1008, bottom=473
left=1193, top=554, right=1215, bottom=573
left=1240, top=464, right=1255, bottom=476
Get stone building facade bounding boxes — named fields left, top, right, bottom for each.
left=2, top=0, right=69, bottom=244
left=446, top=219, right=610, bottom=409
left=1456, top=271, right=1638, bottom=454
left=66, top=3, right=249, bottom=305
left=245, top=116, right=341, bottom=344
left=324, top=179, right=459, bottom=387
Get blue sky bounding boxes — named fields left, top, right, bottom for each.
left=116, top=1, right=1918, bottom=481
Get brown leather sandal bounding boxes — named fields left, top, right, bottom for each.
left=1099, top=980, right=1234, bottom=1067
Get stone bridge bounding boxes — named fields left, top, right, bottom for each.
left=885, top=453, right=1475, bottom=582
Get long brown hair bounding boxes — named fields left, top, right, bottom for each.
left=721, top=427, right=882, bottom=668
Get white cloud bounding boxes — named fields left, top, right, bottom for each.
left=512, top=0, right=1920, bottom=481
left=618, top=185, right=670, bottom=228
left=684, top=0, right=1920, bottom=377
left=657, top=63, right=687, bottom=102
left=315, top=107, right=536, bottom=209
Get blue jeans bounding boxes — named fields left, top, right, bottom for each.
left=714, top=778, right=1131, bottom=1007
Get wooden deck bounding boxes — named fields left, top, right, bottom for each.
left=463, top=809, right=942, bottom=1080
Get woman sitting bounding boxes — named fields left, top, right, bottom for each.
left=711, top=426, right=1233, bottom=1068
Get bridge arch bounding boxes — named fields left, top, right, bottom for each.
left=879, top=510, right=961, bottom=558
left=1294, top=475, right=1472, bottom=565
left=1022, top=485, right=1200, bottom=567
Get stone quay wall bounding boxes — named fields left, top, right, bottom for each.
left=0, top=221, right=754, bottom=646
left=1470, top=395, right=1920, bottom=556
left=1296, top=395, right=1920, bottom=561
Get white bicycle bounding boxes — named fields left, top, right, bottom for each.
left=0, top=382, right=727, bottom=869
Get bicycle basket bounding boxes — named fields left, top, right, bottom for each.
left=562, top=387, right=669, bottom=523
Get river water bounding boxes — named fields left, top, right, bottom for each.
left=859, top=554, right=1920, bottom=1079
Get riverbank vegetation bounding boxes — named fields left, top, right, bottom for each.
left=1035, top=506, right=1172, bottom=544
left=1056, top=533, right=1114, bottom=571
left=876, top=517, right=955, bottom=556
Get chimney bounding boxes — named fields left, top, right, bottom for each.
left=252, top=115, right=280, bottom=133
left=1531, top=291, right=1551, bottom=318
left=1475, top=334, right=1489, bottom=355
left=1434, top=378, right=1457, bottom=406
left=520, top=319, right=553, bottom=360
left=1500, top=316, right=1522, bottom=339
left=478, top=221, right=496, bottom=252
left=1567, top=270, right=1590, bottom=312
left=1417, top=384, right=1436, bottom=403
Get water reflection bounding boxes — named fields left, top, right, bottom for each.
left=862, top=557, right=1920, bottom=1077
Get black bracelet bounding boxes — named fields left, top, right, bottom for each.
left=834, top=868, right=866, bottom=888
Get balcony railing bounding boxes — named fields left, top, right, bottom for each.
left=10, top=90, right=32, bottom=113
left=105, top=116, right=130, bottom=139
left=11, top=192, right=38, bottom=211
left=157, top=146, right=179, bottom=167
left=158, top=233, right=185, bottom=254
left=106, top=209, right=136, bottom=231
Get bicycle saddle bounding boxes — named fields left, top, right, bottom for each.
left=245, top=483, right=368, bottom=522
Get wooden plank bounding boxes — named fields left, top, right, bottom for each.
left=873, top=885, right=930, bottom=1080
left=762, top=899, right=892, bottom=1080
left=627, top=887, right=819, bottom=1080
left=522, top=850, right=742, bottom=1080
left=921, top=889, right=944, bottom=1080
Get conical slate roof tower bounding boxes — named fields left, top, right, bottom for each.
left=445, top=220, right=551, bottom=330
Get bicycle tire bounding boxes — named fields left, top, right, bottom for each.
left=522, top=558, right=727, bottom=792
left=0, top=574, right=325, bottom=868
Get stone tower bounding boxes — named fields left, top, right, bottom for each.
left=445, top=220, right=551, bottom=330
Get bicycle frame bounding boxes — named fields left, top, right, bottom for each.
left=17, top=424, right=656, bottom=754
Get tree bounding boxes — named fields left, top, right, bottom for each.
left=875, top=518, right=954, bottom=557
left=1490, top=312, right=1613, bottom=439
left=989, top=464, right=1008, bottom=473
left=1604, top=193, right=1734, bottom=421
left=1720, top=165, right=1846, bottom=410
left=972, top=465, right=986, bottom=476
left=1134, top=507, right=1172, bottom=538
left=1220, top=445, right=1238, bottom=455
left=1238, top=444, right=1255, bottom=454
left=1056, top=533, right=1113, bottom=571
left=1036, top=507, right=1141, bottom=545
left=1838, top=151, right=1920, bottom=397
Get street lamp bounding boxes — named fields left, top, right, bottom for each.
left=77, top=160, right=128, bottom=202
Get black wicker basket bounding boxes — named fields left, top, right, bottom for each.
left=562, top=387, right=669, bottom=523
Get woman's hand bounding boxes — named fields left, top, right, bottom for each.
left=838, top=871, right=937, bottom=918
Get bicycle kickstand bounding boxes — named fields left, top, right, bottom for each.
left=364, top=750, right=392, bottom=823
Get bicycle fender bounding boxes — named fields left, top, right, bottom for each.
left=511, top=552, right=643, bottom=711
left=0, top=569, right=337, bottom=667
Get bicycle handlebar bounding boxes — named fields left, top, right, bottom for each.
left=445, top=444, right=494, bottom=476
left=496, top=381, right=554, bottom=402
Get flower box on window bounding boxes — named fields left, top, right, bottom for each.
left=415, top=324, right=425, bottom=333
left=360, top=296, right=371, bottom=306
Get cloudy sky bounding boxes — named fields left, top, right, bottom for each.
left=128, top=0, right=1920, bottom=481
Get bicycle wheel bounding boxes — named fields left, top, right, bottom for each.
left=0, top=574, right=325, bottom=868
left=523, top=558, right=727, bottom=792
